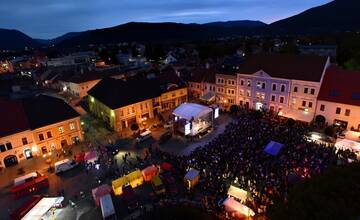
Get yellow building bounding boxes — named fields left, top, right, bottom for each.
left=0, top=95, right=82, bottom=168
left=88, top=74, right=188, bottom=133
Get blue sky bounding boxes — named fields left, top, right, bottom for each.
left=0, top=0, right=331, bottom=39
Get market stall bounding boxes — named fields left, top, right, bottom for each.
left=92, top=184, right=111, bottom=206
left=142, top=165, right=159, bottom=182
left=84, top=150, right=98, bottom=164
left=227, top=185, right=249, bottom=203
left=184, top=168, right=200, bottom=189
left=335, top=139, right=360, bottom=159
left=223, top=197, right=255, bottom=219
left=112, top=170, right=144, bottom=195
left=21, top=197, right=64, bottom=220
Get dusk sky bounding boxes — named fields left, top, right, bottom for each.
left=0, top=0, right=331, bottom=39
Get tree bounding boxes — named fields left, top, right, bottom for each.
left=324, top=125, right=337, bottom=137
left=229, top=105, right=239, bottom=115
left=286, top=118, right=296, bottom=127
left=267, top=163, right=360, bottom=220
left=130, top=123, right=139, bottom=132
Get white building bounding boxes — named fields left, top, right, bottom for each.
left=235, top=54, right=330, bottom=122
left=316, top=66, right=360, bottom=130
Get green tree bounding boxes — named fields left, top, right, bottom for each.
left=267, top=163, right=360, bottom=220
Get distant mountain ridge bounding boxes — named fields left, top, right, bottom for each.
left=0, top=29, right=40, bottom=50
left=268, top=0, right=360, bottom=34
left=205, top=20, right=267, bottom=28
left=2, top=0, right=360, bottom=50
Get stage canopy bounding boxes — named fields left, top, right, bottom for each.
left=264, top=141, right=284, bottom=156
left=335, top=139, right=360, bottom=153
left=223, top=197, right=255, bottom=218
left=173, top=103, right=213, bottom=121
left=184, top=169, right=200, bottom=181
left=227, top=185, right=248, bottom=203
left=22, top=197, right=64, bottom=220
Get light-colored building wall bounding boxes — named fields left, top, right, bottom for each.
left=0, top=130, right=34, bottom=168
left=33, top=117, right=83, bottom=154
left=0, top=117, right=82, bottom=169
left=237, top=71, right=291, bottom=111
left=60, top=79, right=101, bottom=98
left=289, top=80, right=321, bottom=114
left=315, top=100, right=360, bottom=130
left=216, top=74, right=237, bottom=109
left=89, top=87, right=188, bottom=133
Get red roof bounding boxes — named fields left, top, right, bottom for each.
left=0, top=99, right=29, bottom=137
left=318, top=66, right=360, bottom=106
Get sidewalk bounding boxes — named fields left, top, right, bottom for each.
left=0, top=142, right=87, bottom=189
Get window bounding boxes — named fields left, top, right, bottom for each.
left=281, top=85, right=286, bottom=92
left=240, top=80, right=244, bottom=86
left=302, top=101, right=306, bottom=107
left=120, top=110, right=124, bottom=116
left=345, top=109, right=351, bottom=116
left=247, top=80, right=251, bottom=87
left=320, top=104, right=325, bottom=111
left=6, top=142, right=12, bottom=150
left=0, top=144, right=5, bottom=152
left=228, top=80, right=231, bottom=85
left=310, top=88, right=315, bottom=95
left=239, top=89, right=244, bottom=96
left=257, top=81, right=261, bottom=89
left=279, top=96, right=285, bottom=104
left=39, top=133, right=44, bottom=141
left=336, top=107, right=341, bottom=114
left=22, top=137, right=28, bottom=145
left=308, top=102, right=313, bottom=108
left=262, top=82, right=266, bottom=89
left=246, top=90, right=251, bottom=97
left=271, top=95, right=276, bottom=102
left=292, top=98, right=296, bottom=104
left=58, top=127, right=64, bottom=134
left=69, top=122, right=76, bottom=130
left=304, top=88, right=308, bottom=94
left=272, top=84, right=277, bottom=91
left=41, top=146, right=47, bottom=154
left=294, top=86, right=298, bottom=92
left=217, top=79, right=221, bottom=83
left=47, top=131, right=52, bottom=138
left=132, top=107, right=135, bottom=113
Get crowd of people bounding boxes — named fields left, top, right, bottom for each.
left=180, top=109, right=357, bottom=216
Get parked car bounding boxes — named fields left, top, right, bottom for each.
left=54, top=159, right=78, bottom=174
left=136, top=130, right=152, bottom=142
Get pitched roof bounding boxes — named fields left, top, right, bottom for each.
left=0, top=95, right=79, bottom=137
left=189, top=67, right=216, bottom=83
left=318, top=66, right=360, bottom=106
left=22, top=95, right=80, bottom=129
left=237, top=54, right=328, bottom=82
left=88, top=77, right=162, bottom=109
left=0, top=99, right=30, bottom=137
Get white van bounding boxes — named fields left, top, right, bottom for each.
left=14, top=172, right=40, bottom=186
left=55, top=159, right=78, bottom=174
left=136, top=130, right=152, bottom=142
left=100, top=194, right=116, bottom=219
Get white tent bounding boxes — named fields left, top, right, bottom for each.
left=22, top=197, right=64, bottom=220
left=278, top=108, right=314, bottom=123
left=227, top=185, right=248, bottom=203
left=223, top=197, right=255, bottom=218
left=335, top=139, right=360, bottom=153
left=173, top=103, right=213, bottom=121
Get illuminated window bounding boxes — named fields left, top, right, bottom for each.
left=69, top=122, right=76, bottom=130
left=58, top=127, right=64, bottom=134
